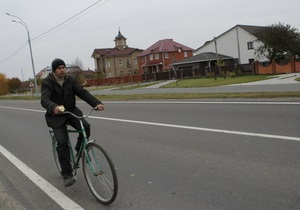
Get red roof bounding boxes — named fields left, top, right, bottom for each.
left=138, top=39, right=193, bottom=57
left=82, top=70, right=94, bottom=77
left=92, top=47, right=143, bottom=57
left=141, top=60, right=162, bottom=67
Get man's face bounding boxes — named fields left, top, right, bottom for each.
left=54, top=65, right=66, bottom=78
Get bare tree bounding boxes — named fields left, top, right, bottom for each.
left=72, top=57, right=84, bottom=69
left=70, top=57, right=84, bottom=85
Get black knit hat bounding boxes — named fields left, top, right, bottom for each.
left=51, top=58, right=66, bottom=71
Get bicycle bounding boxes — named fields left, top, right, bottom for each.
left=49, top=108, right=118, bottom=205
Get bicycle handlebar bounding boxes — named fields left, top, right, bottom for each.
left=63, top=107, right=97, bottom=119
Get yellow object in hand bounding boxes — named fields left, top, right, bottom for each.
left=59, top=106, right=65, bottom=112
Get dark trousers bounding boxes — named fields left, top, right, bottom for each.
left=53, top=117, right=90, bottom=178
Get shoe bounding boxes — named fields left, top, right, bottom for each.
left=64, top=175, right=75, bottom=187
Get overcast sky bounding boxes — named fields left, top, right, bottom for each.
left=1, top=0, right=300, bottom=80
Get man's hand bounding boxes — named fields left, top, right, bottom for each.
left=95, top=104, right=104, bottom=111
left=54, top=105, right=65, bottom=114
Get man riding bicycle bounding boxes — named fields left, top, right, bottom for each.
left=41, top=58, right=104, bottom=187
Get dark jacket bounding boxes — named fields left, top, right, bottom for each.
left=41, top=73, right=101, bottom=128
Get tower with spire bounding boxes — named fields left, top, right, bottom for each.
left=114, top=28, right=127, bottom=50
left=91, top=29, right=143, bottom=78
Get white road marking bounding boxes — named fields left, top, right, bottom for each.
left=90, top=116, right=300, bottom=141
left=105, top=101, right=300, bottom=105
left=0, top=105, right=299, bottom=142
left=0, top=145, right=84, bottom=210
left=0, top=103, right=300, bottom=208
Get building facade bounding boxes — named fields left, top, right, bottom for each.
left=91, top=30, right=143, bottom=78
left=194, top=25, right=266, bottom=65
left=137, top=39, right=194, bottom=76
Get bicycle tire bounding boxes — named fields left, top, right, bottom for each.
left=82, top=142, right=118, bottom=205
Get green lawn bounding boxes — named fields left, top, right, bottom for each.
left=162, top=75, right=270, bottom=88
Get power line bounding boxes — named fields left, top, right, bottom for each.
left=0, top=42, right=28, bottom=64
left=31, top=0, right=108, bottom=42
left=1, top=0, right=109, bottom=64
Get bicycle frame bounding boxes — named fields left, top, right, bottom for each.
left=49, top=108, right=118, bottom=204
left=49, top=108, right=97, bottom=173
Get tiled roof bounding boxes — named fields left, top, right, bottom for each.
left=92, top=47, right=143, bottom=57
left=141, top=60, right=163, bottom=67
left=172, top=52, right=233, bottom=65
left=138, top=39, right=194, bottom=57
left=115, top=30, right=126, bottom=40
left=82, top=70, right=94, bottom=76
left=238, top=25, right=266, bottom=35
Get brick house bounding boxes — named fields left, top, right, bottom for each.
left=91, top=30, right=143, bottom=78
left=137, top=39, right=194, bottom=80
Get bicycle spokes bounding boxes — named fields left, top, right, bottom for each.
left=82, top=143, right=118, bottom=205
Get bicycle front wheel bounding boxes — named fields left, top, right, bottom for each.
left=82, top=142, right=118, bottom=205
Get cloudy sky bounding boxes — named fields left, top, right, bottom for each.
left=1, top=0, right=300, bottom=80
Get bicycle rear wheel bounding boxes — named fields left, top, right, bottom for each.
left=82, top=142, right=118, bottom=205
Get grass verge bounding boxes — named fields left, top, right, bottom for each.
left=1, top=92, right=300, bottom=101
left=1, top=75, right=299, bottom=100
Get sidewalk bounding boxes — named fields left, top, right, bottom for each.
left=229, top=73, right=300, bottom=86
left=141, top=80, right=177, bottom=89
left=142, top=73, right=300, bottom=89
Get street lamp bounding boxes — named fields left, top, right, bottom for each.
left=6, top=13, right=39, bottom=97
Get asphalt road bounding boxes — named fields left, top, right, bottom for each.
left=1, top=99, right=300, bottom=209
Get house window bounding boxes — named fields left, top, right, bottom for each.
left=119, top=60, right=123, bottom=66
left=150, top=54, right=153, bottom=60
left=184, top=51, right=188, bottom=57
left=155, top=53, right=159, bottom=60
left=134, top=58, right=137, bottom=65
left=165, top=52, right=169, bottom=58
left=127, top=59, right=131, bottom=67
left=247, top=42, right=254, bottom=50
left=105, top=60, right=110, bottom=68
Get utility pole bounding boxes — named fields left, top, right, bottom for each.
left=7, top=13, right=39, bottom=97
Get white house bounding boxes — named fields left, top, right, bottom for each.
left=194, top=24, right=266, bottom=65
